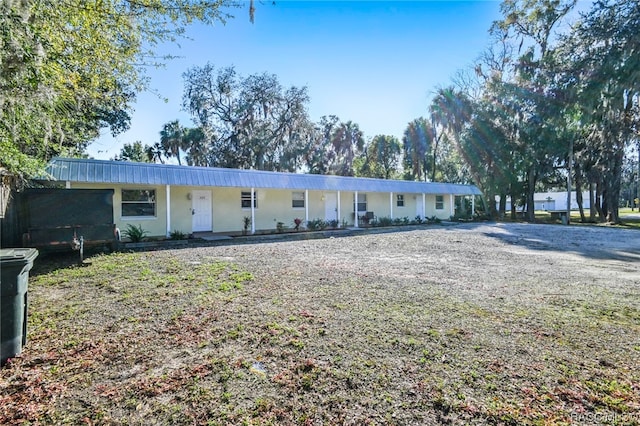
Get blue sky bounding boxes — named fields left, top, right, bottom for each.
left=88, top=1, right=504, bottom=159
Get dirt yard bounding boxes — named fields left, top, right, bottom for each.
left=2, top=222, right=639, bottom=425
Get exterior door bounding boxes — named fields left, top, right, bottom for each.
left=192, top=190, right=212, bottom=232
left=416, top=195, right=424, bottom=219
left=324, top=192, right=338, bottom=222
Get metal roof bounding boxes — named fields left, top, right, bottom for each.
left=45, top=157, right=482, bottom=196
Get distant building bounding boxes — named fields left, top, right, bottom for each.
left=497, top=191, right=592, bottom=211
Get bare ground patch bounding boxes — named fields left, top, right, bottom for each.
left=1, top=222, right=639, bottom=425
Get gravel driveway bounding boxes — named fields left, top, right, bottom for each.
left=5, top=221, right=639, bottom=425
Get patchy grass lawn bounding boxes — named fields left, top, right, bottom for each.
left=1, top=223, right=639, bottom=425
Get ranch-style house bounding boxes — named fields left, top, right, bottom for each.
left=44, top=157, right=483, bottom=238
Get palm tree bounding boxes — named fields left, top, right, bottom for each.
left=145, top=142, right=165, bottom=164
left=330, top=120, right=364, bottom=176
left=402, top=117, right=430, bottom=181
left=184, top=127, right=210, bottom=167
left=159, top=120, right=187, bottom=165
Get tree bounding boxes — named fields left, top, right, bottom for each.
left=303, top=115, right=339, bottom=175
left=159, top=120, right=188, bottom=165
left=145, top=142, right=165, bottom=164
left=183, top=127, right=210, bottom=167
left=182, top=64, right=312, bottom=171
left=302, top=116, right=365, bottom=176
left=557, top=0, right=640, bottom=223
left=402, top=118, right=430, bottom=181
left=356, top=135, right=402, bottom=179
left=328, top=121, right=365, bottom=176
left=490, top=0, right=579, bottom=221
left=0, top=0, right=241, bottom=179
left=114, top=141, right=149, bottom=162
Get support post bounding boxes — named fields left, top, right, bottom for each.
left=422, top=193, right=426, bottom=220
left=450, top=194, right=455, bottom=219
left=251, top=187, right=256, bottom=234
left=354, top=191, right=359, bottom=228
left=337, top=190, right=341, bottom=226
left=165, top=185, right=171, bottom=238
left=305, top=189, right=309, bottom=226
left=390, top=192, right=394, bottom=219
left=471, top=195, right=475, bottom=218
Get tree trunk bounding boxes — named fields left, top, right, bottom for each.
left=574, top=166, right=585, bottom=223
left=566, top=139, right=573, bottom=225
left=526, top=167, right=536, bottom=222
left=499, top=192, right=507, bottom=219
left=596, top=183, right=606, bottom=222
left=589, top=182, right=596, bottom=221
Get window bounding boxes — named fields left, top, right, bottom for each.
left=354, top=193, right=367, bottom=212
left=122, top=189, right=156, bottom=217
left=435, top=195, right=444, bottom=210
left=241, top=191, right=257, bottom=208
left=292, top=191, right=305, bottom=208
left=396, top=194, right=405, bottom=207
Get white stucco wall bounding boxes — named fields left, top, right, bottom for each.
left=69, top=182, right=459, bottom=237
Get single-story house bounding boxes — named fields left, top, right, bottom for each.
left=497, top=191, right=592, bottom=212
left=43, top=157, right=483, bottom=237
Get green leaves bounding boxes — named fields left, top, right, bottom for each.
left=0, top=0, right=235, bottom=179
left=182, top=64, right=312, bottom=171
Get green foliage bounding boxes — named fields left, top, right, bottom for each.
left=183, top=65, right=311, bottom=171
left=402, top=117, right=431, bottom=182
left=243, top=216, right=251, bottom=233
left=123, top=224, right=149, bottom=243
left=355, top=134, right=402, bottom=179
left=326, top=219, right=339, bottom=229
left=306, top=218, right=327, bottom=231
left=169, top=230, right=188, bottom=240
left=114, top=141, right=149, bottom=163
left=276, top=222, right=285, bottom=233
left=0, top=0, right=235, bottom=178
left=305, top=116, right=365, bottom=176
left=376, top=216, right=393, bottom=227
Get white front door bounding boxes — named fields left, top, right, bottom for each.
left=192, top=190, right=212, bottom=232
left=416, top=195, right=424, bottom=219
left=324, top=192, right=337, bottom=222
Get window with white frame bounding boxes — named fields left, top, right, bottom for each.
left=435, top=195, right=444, bottom=210
left=396, top=194, right=405, bottom=207
left=121, top=189, right=156, bottom=217
left=292, top=191, right=305, bottom=208
left=354, top=193, right=367, bottom=212
left=241, top=191, right=257, bottom=208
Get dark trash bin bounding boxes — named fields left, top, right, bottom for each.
left=1, top=248, right=39, bottom=366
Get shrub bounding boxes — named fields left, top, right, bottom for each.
left=169, top=230, right=188, bottom=240
left=243, top=216, right=251, bottom=234
left=377, top=216, right=393, bottom=227
left=123, top=224, right=148, bottom=242
left=276, top=221, right=285, bottom=233
left=307, top=218, right=327, bottom=231
left=427, top=216, right=441, bottom=224
left=414, top=215, right=424, bottom=224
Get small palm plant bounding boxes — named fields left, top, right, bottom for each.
left=123, top=224, right=148, bottom=242
left=243, top=216, right=251, bottom=235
